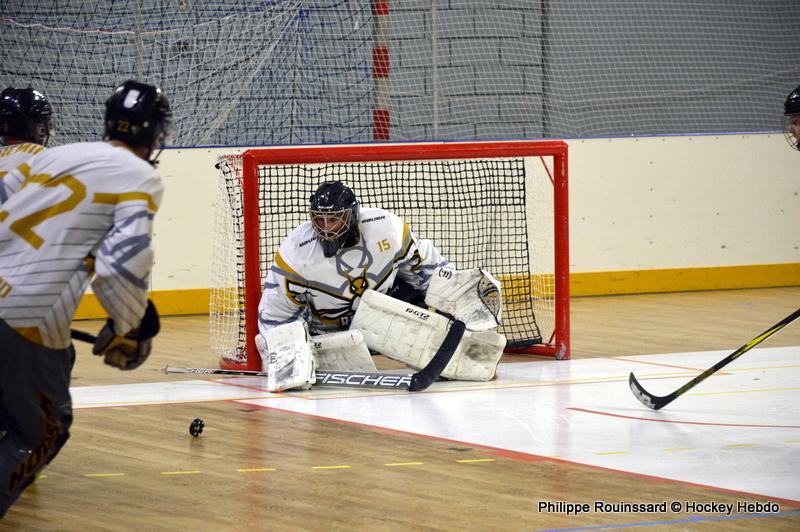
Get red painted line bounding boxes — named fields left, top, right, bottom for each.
left=568, top=407, right=800, bottom=429
left=208, top=378, right=320, bottom=400
left=372, top=0, right=388, bottom=16
left=610, top=356, right=731, bottom=374
left=235, top=400, right=800, bottom=506
left=487, top=449, right=549, bottom=462
left=208, top=378, right=266, bottom=393
left=373, top=109, right=390, bottom=141
left=372, top=47, right=389, bottom=77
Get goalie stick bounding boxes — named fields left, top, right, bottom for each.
left=164, top=365, right=415, bottom=390
left=74, top=317, right=465, bottom=391
left=166, top=320, right=467, bottom=392
left=629, top=307, right=800, bottom=410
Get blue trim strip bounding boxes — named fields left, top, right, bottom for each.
left=532, top=511, right=800, bottom=531
left=160, top=131, right=782, bottom=150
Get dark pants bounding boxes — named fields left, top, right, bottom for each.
left=0, top=319, right=74, bottom=518
left=387, top=277, right=427, bottom=307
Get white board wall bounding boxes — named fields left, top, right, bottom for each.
left=149, top=134, right=799, bottom=293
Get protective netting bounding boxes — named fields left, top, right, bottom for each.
left=211, top=147, right=560, bottom=365
left=2, top=1, right=798, bottom=146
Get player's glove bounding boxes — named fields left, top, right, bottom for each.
left=93, top=300, right=160, bottom=370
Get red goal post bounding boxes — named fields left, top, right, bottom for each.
left=211, top=140, right=569, bottom=371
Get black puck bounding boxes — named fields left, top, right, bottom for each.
left=189, top=418, right=204, bottom=437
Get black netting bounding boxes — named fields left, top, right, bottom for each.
left=255, top=159, right=544, bottom=348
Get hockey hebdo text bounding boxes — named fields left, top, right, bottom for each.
left=537, top=500, right=780, bottom=516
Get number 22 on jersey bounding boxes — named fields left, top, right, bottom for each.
left=0, top=172, right=86, bottom=249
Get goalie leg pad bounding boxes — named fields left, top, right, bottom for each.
left=255, top=321, right=316, bottom=392
left=352, top=290, right=505, bottom=381
left=311, top=329, right=377, bottom=373
left=446, top=329, right=506, bottom=381
left=351, top=289, right=450, bottom=371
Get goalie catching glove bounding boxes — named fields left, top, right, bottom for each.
left=92, top=299, right=160, bottom=370
left=424, top=267, right=502, bottom=331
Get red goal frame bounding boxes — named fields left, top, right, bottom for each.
left=224, top=140, right=569, bottom=370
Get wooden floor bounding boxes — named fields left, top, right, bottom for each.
left=4, top=287, right=800, bottom=531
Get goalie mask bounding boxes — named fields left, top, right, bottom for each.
left=783, top=84, right=800, bottom=151
left=0, top=87, right=53, bottom=146
left=309, top=181, right=360, bottom=258
left=104, top=80, right=172, bottom=166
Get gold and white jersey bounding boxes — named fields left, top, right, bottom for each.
left=0, top=141, right=163, bottom=349
left=258, top=207, right=450, bottom=337
left=0, top=142, right=46, bottom=202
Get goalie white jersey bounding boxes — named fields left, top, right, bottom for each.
left=0, top=142, right=46, bottom=202
left=258, top=207, right=449, bottom=337
left=0, top=141, right=163, bottom=349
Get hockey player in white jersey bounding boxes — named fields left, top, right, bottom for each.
left=0, top=80, right=171, bottom=518
left=259, top=181, right=450, bottom=336
left=257, top=181, right=507, bottom=392
left=0, top=88, right=53, bottom=196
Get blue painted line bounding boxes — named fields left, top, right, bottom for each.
left=532, top=511, right=800, bottom=531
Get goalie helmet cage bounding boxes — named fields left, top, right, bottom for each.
left=211, top=140, right=569, bottom=371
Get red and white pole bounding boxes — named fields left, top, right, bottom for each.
left=372, top=0, right=390, bottom=140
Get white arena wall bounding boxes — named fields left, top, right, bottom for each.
left=75, top=134, right=800, bottom=318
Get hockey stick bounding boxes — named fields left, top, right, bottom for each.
left=629, top=307, right=800, bottom=410
left=71, top=329, right=97, bottom=344
left=163, top=319, right=466, bottom=392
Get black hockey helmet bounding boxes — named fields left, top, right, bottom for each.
left=104, top=80, right=172, bottom=165
left=0, top=87, right=53, bottom=146
left=784, top=85, right=800, bottom=116
left=309, top=181, right=360, bottom=258
left=783, top=84, right=800, bottom=150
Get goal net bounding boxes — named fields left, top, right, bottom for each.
left=211, top=141, right=569, bottom=370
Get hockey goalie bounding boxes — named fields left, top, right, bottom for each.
left=254, top=180, right=507, bottom=392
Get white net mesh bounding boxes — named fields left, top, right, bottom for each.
left=2, top=1, right=798, bottom=146
left=210, top=154, right=247, bottom=364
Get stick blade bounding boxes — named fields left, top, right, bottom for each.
left=628, top=372, right=671, bottom=410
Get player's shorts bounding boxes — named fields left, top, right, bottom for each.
left=0, top=318, right=75, bottom=517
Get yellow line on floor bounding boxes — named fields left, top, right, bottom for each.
left=161, top=470, right=202, bottom=475
left=83, top=473, right=125, bottom=477
left=456, top=458, right=496, bottom=463
left=311, top=465, right=351, bottom=470
left=385, top=462, right=424, bottom=467
left=596, top=451, right=629, bottom=455
left=723, top=364, right=800, bottom=372
left=661, top=448, right=694, bottom=452
left=689, top=387, right=800, bottom=396
left=724, top=444, right=754, bottom=448
left=237, top=467, right=276, bottom=473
